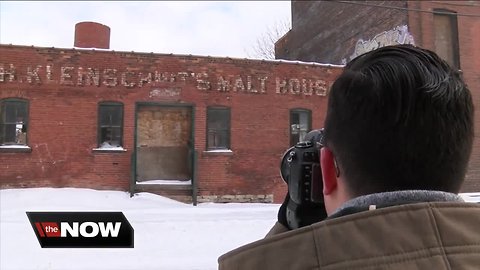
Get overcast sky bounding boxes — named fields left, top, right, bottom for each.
left=0, top=1, right=291, bottom=59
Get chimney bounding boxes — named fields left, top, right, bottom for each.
left=74, top=22, right=110, bottom=49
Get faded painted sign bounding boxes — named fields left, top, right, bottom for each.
left=149, top=88, right=181, bottom=98
left=0, top=64, right=330, bottom=97
left=343, top=25, right=415, bottom=64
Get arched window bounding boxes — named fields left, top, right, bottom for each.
left=0, top=98, right=29, bottom=145
left=98, top=102, right=124, bottom=148
left=290, top=108, right=311, bottom=146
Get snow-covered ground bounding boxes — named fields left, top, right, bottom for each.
left=2, top=188, right=478, bottom=270
left=0, top=188, right=279, bottom=270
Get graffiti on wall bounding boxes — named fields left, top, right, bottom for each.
left=343, top=25, right=415, bottom=64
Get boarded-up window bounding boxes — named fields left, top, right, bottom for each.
left=98, top=102, right=123, bottom=148
left=290, top=109, right=311, bottom=146
left=207, top=107, right=230, bottom=150
left=434, top=9, right=460, bottom=69
left=0, top=99, right=28, bottom=145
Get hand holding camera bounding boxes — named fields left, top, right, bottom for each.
left=279, top=128, right=328, bottom=229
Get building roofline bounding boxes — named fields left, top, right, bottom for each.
left=0, top=43, right=345, bottom=69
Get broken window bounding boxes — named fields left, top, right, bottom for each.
left=0, top=98, right=28, bottom=145
left=207, top=106, right=230, bottom=150
left=98, top=102, right=123, bottom=148
left=290, top=109, right=311, bottom=146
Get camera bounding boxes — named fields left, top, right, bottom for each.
left=280, top=128, right=325, bottom=228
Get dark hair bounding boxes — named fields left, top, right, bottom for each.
left=324, top=44, right=474, bottom=196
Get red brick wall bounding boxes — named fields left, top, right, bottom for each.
left=407, top=1, right=480, bottom=192
left=277, top=0, right=480, bottom=192
left=276, top=0, right=408, bottom=64
left=0, top=45, right=342, bottom=202
left=74, top=22, right=110, bottom=49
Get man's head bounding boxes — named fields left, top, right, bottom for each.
left=320, top=44, right=474, bottom=214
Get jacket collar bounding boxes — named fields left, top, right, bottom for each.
left=328, top=190, right=464, bottom=219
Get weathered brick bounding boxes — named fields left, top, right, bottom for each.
left=276, top=0, right=480, bottom=192
left=0, top=44, right=342, bottom=203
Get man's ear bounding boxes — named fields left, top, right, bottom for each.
left=321, top=147, right=338, bottom=195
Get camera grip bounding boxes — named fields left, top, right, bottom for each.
left=278, top=192, right=328, bottom=230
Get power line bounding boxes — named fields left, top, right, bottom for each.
left=336, top=1, right=480, bottom=18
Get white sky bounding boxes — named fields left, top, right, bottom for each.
left=0, top=1, right=291, bottom=59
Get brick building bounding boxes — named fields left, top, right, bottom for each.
left=0, top=22, right=342, bottom=204
left=276, top=0, right=480, bottom=192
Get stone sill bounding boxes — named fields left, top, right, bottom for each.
left=92, top=147, right=128, bottom=153
left=202, top=149, right=233, bottom=156
left=0, top=145, right=32, bottom=153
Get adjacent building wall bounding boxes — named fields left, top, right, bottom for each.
left=405, top=1, right=480, bottom=191
left=276, top=0, right=480, bottom=192
left=276, top=0, right=409, bottom=64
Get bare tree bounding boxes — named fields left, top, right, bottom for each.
left=247, top=19, right=291, bottom=60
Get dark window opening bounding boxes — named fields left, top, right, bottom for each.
left=290, top=109, right=311, bottom=146
left=98, top=103, right=123, bottom=148
left=434, top=9, right=460, bottom=70
left=207, top=107, right=230, bottom=150
left=0, top=99, right=28, bottom=145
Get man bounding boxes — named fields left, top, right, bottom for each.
left=218, top=45, right=480, bottom=269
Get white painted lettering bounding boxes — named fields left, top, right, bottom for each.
left=0, top=64, right=16, bottom=82
left=276, top=77, right=288, bottom=94
left=289, top=79, right=301, bottom=95
left=27, top=65, right=42, bottom=84
left=302, top=79, right=313, bottom=96
left=176, top=72, right=188, bottom=82
left=46, top=65, right=53, bottom=82
left=258, top=76, right=267, bottom=93
left=196, top=73, right=211, bottom=90
left=217, top=76, right=230, bottom=92
left=233, top=76, right=245, bottom=92
left=0, top=64, right=329, bottom=98
left=77, top=67, right=100, bottom=86
left=246, top=76, right=256, bottom=93
left=138, top=72, right=152, bottom=87
left=103, top=69, right=118, bottom=87
left=313, top=80, right=328, bottom=96
left=154, top=71, right=166, bottom=82
left=121, top=71, right=136, bottom=88
left=60, top=66, right=74, bottom=85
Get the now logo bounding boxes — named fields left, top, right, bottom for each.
left=27, top=212, right=134, bottom=248
left=35, top=221, right=122, bottom=237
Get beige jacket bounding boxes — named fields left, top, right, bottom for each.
left=218, top=202, right=480, bottom=270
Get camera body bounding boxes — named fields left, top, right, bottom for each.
left=280, top=128, right=325, bottom=228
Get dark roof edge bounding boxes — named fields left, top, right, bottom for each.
left=0, top=43, right=345, bottom=69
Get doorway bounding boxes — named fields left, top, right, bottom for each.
left=135, top=104, right=193, bottom=183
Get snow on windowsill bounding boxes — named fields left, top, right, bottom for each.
left=92, top=147, right=127, bottom=152
left=136, top=180, right=192, bottom=185
left=0, top=145, right=31, bottom=149
left=0, top=145, right=32, bottom=152
left=204, top=149, right=233, bottom=153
